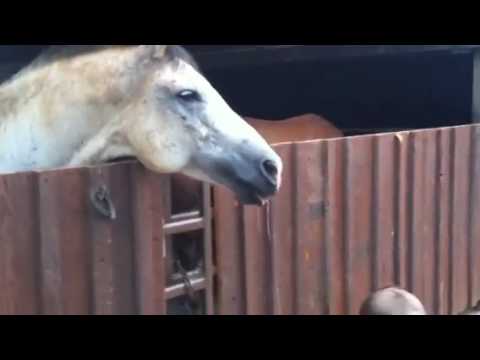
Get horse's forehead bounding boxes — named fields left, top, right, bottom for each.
left=158, top=61, right=209, bottom=89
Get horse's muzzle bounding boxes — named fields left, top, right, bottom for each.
left=190, top=142, right=283, bottom=206
left=217, top=155, right=282, bottom=206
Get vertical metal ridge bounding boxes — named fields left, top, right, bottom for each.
left=469, top=126, right=480, bottom=306
left=343, top=139, right=352, bottom=314
left=37, top=171, right=64, bottom=315
left=393, top=134, right=402, bottom=287
left=88, top=167, right=115, bottom=315
left=0, top=172, right=39, bottom=314
left=433, top=130, right=442, bottom=315
left=241, top=205, right=250, bottom=314
left=376, top=134, right=396, bottom=290
left=292, top=142, right=300, bottom=314
left=436, top=129, right=453, bottom=315
left=202, top=183, right=215, bottom=315
left=129, top=164, right=166, bottom=315
left=32, top=172, right=44, bottom=315
left=238, top=204, right=247, bottom=315
left=109, top=164, right=137, bottom=315
left=58, top=168, right=91, bottom=315
left=451, top=127, right=472, bottom=313
left=447, top=128, right=456, bottom=315
left=269, top=144, right=295, bottom=315
left=371, top=136, right=380, bottom=292
left=30, top=172, right=43, bottom=315
left=242, top=204, right=267, bottom=315
left=423, top=131, right=437, bottom=314
left=467, top=129, right=474, bottom=307
left=326, top=139, right=347, bottom=314
left=406, top=132, right=416, bottom=293
left=212, top=183, right=244, bottom=315
left=320, top=142, right=331, bottom=315
left=264, top=202, right=274, bottom=315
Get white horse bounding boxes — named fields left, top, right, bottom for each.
left=0, top=45, right=282, bottom=205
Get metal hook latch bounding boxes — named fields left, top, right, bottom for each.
left=176, top=260, right=196, bottom=301
left=90, top=185, right=117, bottom=220
left=175, top=260, right=197, bottom=313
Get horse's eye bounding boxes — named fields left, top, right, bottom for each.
left=176, top=90, right=201, bottom=103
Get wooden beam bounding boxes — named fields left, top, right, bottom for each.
left=192, top=45, right=480, bottom=71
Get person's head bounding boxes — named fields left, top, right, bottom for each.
left=459, top=300, right=480, bottom=315
left=359, top=287, right=427, bottom=315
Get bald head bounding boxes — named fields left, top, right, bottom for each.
left=359, top=287, right=427, bottom=315
left=458, top=300, right=480, bottom=315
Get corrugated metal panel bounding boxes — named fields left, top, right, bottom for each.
left=0, top=162, right=213, bottom=315
left=214, top=124, right=480, bottom=315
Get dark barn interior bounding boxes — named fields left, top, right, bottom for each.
left=201, top=52, right=473, bottom=132
left=188, top=46, right=476, bottom=133
left=0, top=45, right=476, bottom=135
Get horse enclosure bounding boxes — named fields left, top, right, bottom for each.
left=1, top=45, right=480, bottom=315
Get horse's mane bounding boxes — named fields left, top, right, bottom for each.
left=0, top=45, right=201, bottom=123
left=3, top=45, right=200, bottom=86
left=36, top=45, right=200, bottom=69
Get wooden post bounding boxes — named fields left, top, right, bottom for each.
left=472, top=50, right=480, bottom=123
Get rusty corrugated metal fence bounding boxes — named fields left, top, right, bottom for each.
left=0, top=162, right=214, bottom=315
left=0, top=124, right=479, bottom=315
left=214, top=124, right=480, bottom=315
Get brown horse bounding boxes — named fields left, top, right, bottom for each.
left=171, top=114, right=343, bottom=274
left=359, top=287, right=427, bottom=315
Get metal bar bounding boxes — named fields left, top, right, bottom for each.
left=170, top=211, right=202, bottom=223
left=169, top=269, right=203, bottom=283
left=165, top=276, right=207, bottom=300
left=166, top=265, right=217, bottom=301
left=164, top=217, right=205, bottom=236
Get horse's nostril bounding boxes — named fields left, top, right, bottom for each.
left=263, top=160, right=278, bottom=177
left=261, top=159, right=278, bottom=185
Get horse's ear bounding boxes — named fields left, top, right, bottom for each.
left=133, top=45, right=168, bottom=65
left=165, top=45, right=201, bottom=72
left=149, top=45, right=168, bottom=60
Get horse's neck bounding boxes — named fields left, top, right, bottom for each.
left=0, top=73, right=108, bottom=174
left=0, top=107, right=104, bottom=174
left=0, top=49, right=135, bottom=174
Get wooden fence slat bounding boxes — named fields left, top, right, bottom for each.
left=345, top=137, right=374, bottom=314
left=131, top=165, right=167, bottom=315
left=451, top=127, right=471, bottom=314
left=294, top=142, right=326, bottom=315
left=37, top=172, right=64, bottom=315
left=270, top=144, right=295, bottom=315
left=57, top=169, right=90, bottom=315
